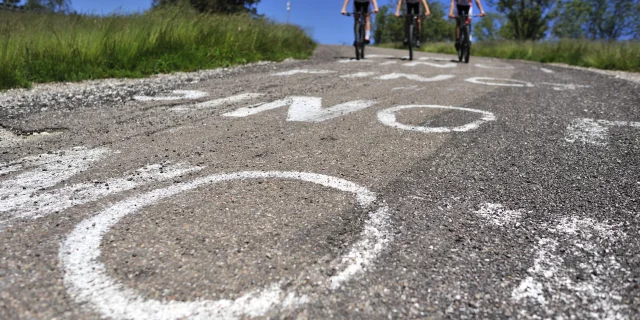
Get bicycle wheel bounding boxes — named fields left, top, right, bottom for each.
left=408, top=24, right=414, bottom=61
left=464, top=25, right=470, bottom=63
left=360, top=22, right=365, bottom=59
left=354, top=20, right=361, bottom=60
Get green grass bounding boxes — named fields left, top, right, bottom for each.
left=379, top=40, right=640, bottom=72
left=0, top=6, right=316, bottom=90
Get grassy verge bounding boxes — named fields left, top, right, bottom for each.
left=0, top=6, right=316, bottom=90
left=379, top=40, right=640, bottom=72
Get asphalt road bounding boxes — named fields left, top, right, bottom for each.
left=1, top=45, right=639, bottom=319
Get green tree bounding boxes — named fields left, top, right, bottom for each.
left=372, top=4, right=404, bottom=44
left=373, top=1, right=455, bottom=44
left=153, top=0, right=260, bottom=14
left=472, top=12, right=506, bottom=41
left=552, top=0, right=640, bottom=40
left=420, top=1, right=456, bottom=42
left=488, top=0, right=555, bottom=40
left=2, top=0, right=20, bottom=5
left=24, top=0, right=70, bottom=12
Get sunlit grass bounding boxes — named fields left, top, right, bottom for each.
left=0, top=6, right=316, bottom=90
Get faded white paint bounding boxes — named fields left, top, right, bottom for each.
left=565, top=118, right=640, bottom=146
left=377, top=105, right=495, bottom=133
left=465, top=77, right=534, bottom=87
left=379, top=61, right=398, bottom=66
left=419, top=57, right=451, bottom=62
left=513, top=218, right=629, bottom=319
left=170, top=93, right=264, bottom=112
left=365, top=54, right=395, bottom=59
left=474, top=203, right=524, bottom=226
left=403, top=61, right=457, bottom=68
left=391, top=85, right=421, bottom=91
left=540, top=68, right=555, bottom=74
left=133, top=90, right=209, bottom=102
left=539, top=82, right=590, bottom=91
left=0, top=147, right=110, bottom=224
left=272, top=69, right=336, bottom=76
left=0, top=127, right=63, bottom=148
left=475, top=63, right=514, bottom=70
left=340, top=72, right=377, bottom=78
left=1, top=162, right=202, bottom=225
left=338, top=59, right=375, bottom=63
left=60, top=171, right=390, bottom=320
left=377, top=73, right=455, bottom=82
left=222, top=97, right=376, bottom=123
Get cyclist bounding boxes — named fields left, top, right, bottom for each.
left=395, top=0, right=431, bottom=48
left=448, top=0, right=485, bottom=51
left=341, top=0, right=379, bottom=45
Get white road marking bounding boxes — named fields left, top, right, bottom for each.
left=418, top=57, right=451, bottom=62
left=465, top=77, right=534, bottom=87
left=133, top=90, right=209, bottom=101
left=60, top=171, right=390, bottom=320
left=377, top=73, right=455, bottom=82
left=1, top=162, right=202, bottom=225
left=391, top=85, right=421, bottom=91
left=340, top=72, right=377, bottom=78
left=475, top=63, right=514, bottom=70
left=0, top=147, right=110, bottom=222
left=222, top=97, right=376, bottom=123
left=0, top=128, right=62, bottom=147
left=539, top=82, right=590, bottom=91
left=379, top=61, right=397, bottom=66
left=338, top=59, right=375, bottom=63
left=540, top=68, right=555, bottom=74
left=377, top=105, right=495, bottom=133
left=403, top=61, right=457, bottom=68
left=513, top=217, right=629, bottom=319
left=272, top=69, right=336, bottom=76
left=474, top=203, right=524, bottom=226
left=365, top=54, right=395, bottom=59
left=565, top=118, right=640, bottom=146
left=169, top=93, right=264, bottom=112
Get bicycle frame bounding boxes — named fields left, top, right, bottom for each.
left=455, top=14, right=480, bottom=63
left=401, top=14, right=423, bottom=61
left=345, top=11, right=370, bottom=60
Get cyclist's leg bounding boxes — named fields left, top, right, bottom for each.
left=406, top=3, right=420, bottom=47
left=363, top=2, right=371, bottom=43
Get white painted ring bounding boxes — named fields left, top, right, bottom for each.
left=133, top=90, right=209, bottom=101
left=377, top=105, right=496, bottom=133
left=474, top=63, right=514, bottom=70
left=465, top=77, right=534, bottom=87
left=60, top=171, right=390, bottom=320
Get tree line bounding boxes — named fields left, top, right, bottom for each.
left=374, top=0, right=640, bottom=44
left=0, top=0, right=260, bottom=14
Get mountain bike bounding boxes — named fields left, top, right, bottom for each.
left=401, top=13, right=423, bottom=61
left=345, top=10, right=368, bottom=60
left=456, top=13, right=481, bottom=63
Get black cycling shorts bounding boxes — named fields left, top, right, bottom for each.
left=354, top=2, right=369, bottom=14
left=407, top=2, right=420, bottom=15
left=456, top=5, right=470, bottom=24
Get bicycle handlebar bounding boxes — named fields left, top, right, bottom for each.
left=343, top=12, right=376, bottom=16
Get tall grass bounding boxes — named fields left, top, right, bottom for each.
left=0, top=6, right=316, bottom=90
left=380, top=40, right=640, bottom=72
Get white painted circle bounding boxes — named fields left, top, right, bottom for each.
left=133, top=90, right=209, bottom=101
left=60, top=171, right=390, bottom=320
left=465, top=77, right=534, bottom=87
left=377, top=105, right=496, bottom=133
left=475, top=63, right=514, bottom=70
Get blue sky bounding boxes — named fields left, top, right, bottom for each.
left=20, top=0, right=496, bottom=44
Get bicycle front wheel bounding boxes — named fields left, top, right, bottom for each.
left=408, top=24, right=414, bottom=61
left=464, top=26, right=470, bottom=63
